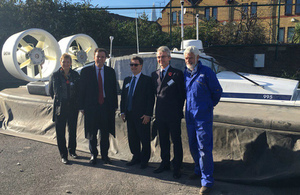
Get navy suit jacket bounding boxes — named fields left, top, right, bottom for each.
left=151, top=66, right=185, bottom=121
left=120, top=73, right=154, bottom=120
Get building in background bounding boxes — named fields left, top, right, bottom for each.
left=151, top=3, right=158, bottom=21
left=157, top=0, right=300, bottom=43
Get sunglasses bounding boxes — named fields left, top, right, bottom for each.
left=130, top=63, right=140, bottom=67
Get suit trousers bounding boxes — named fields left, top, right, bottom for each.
left=156, top=118, right=183, bottom=171
left=89, top=102, right=110, bottom=158
left=126, top=111, right=151, bottom=164
left=55, top=100, right=78, bottom=158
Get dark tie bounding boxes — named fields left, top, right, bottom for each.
left=161, top=70, right=165, bottom=80
left=127, top=76, right=136, bottom=111
left=98, top=69, right=104, bottom=105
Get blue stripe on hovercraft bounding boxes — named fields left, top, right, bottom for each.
left=221, top=93, right=292, bottom=101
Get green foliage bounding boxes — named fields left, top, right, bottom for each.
left=281, top=70, right=300, bottom=81
left=110, top=12, right=169, bottom=47
left=293, top=22, right=300, bottom=43
left=0, top=1, right=272, bottom=50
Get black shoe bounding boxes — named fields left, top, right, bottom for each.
left=102, top=156, right=112, bottom=164
left=70, top=153, right=78, bottom=159
left=173, top=170, right=181, bottom=179
left=189, top=173, right=201, bottom=180
left=140, top=163, right=148, bottom=169
left=153, top=164, right=170, bottom=173
left=126, top=159, right=141, bottom=166
left=89, top=156, right=97, bottom=165
left=61, top=158, right=69, bottom=164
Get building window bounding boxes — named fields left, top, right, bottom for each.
left=212, top=7, right=218, bottom=20
left=178, top=11, right=181, bottom=24
left=279, top=28, right=285, bottom=43
left=250, top=2, right=257, bottom=17
left=285, top=0, right=293, bottom=15
left=296, top=0, right=300, bottom=14
left=205, top=7, right=210, bottom=20
left=287, top=27, right=295, bottom=43
left=172, top=12, right=177, bottom=24
left=242, top=3, right=248, bottom=19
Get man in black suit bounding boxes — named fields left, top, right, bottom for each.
left=79, top=48, right=118, bottom=165
left=151, top=46, right=185, bottom=179
left=120, top=56, right=155, bottom=169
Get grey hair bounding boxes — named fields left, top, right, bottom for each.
left=184, top=46, right=200, bottom=57
left=157, top=46, right=171, bottom=57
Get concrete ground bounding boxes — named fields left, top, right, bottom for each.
left=1, top=131, right=300, bottom=195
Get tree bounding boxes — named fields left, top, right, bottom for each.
left=293, top=22, right=300, bottom=43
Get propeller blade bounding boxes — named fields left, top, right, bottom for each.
left=45, top=55, right=56, bottom=61
left=17, top=47, right=28, bottom=54
left=85, top=46, right=92, bottom=53
left=68, top=47, right=76, bottom=54
left=75, top=40, right=81, bottom=50
left=36, top=36, right=45, bottom=49
left=38, top=65, right=43, bottom=78
left=70, top=54, right=77, bottom=60
left=19, top=39, right=33, bottom=52
left=19, top=59, right=31, bottom=69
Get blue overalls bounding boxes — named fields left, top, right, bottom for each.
left=184, top=61, right=222, bottom=187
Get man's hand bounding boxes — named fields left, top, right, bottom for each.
left=141, top=115, right=150, bottom=124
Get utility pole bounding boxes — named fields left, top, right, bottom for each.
left=169, top=1, right=172, bottom=47
left=276, top=0, right=281, bottom=59
left=181, top=0, right=184, bottom=50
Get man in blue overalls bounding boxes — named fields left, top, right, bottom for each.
left=184, top=46, right=222, bottom=195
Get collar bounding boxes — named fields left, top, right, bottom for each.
left=160, top=65, right=170, bottom=73
left=95, top=65, right=104, bottom=71
left=132, top=72, right=142, bottom=80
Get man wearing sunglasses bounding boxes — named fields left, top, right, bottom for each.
left=120, top=56, right=155, bottom=169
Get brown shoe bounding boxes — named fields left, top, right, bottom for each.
left=199, top=186, right=212, bottom=195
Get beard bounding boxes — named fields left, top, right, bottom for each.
left=186, top=63, right=196, bottom=71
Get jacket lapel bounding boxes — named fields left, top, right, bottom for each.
left=158, top=66, right=173, bottom=94
left=156, top=70, right=163, bottom=93
left=133, top=74, right=143, bottom=98
left=92, top=64, right=98, bottom=88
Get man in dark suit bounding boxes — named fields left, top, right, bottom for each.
left=151, top=46, right=185, bottom=179
left=120, top=56, right=155, bottom=169
left=79, top=48, right=118, bottom=165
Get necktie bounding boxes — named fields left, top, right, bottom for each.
left=127, top=76, right=136, bottom=111
left=161, top=70, right=165, bottom=80
left=98, top=69, right=104, bottom=105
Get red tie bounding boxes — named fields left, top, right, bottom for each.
left=98, top=69, right=104, bottom=105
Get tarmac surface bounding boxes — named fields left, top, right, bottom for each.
left=1, top=131, right=300, bottom=195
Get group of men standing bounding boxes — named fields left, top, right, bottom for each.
left=50, top=45, right=222, bottom=195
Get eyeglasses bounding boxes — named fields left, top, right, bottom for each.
left=157, top=56, right=168, bottom=59
left=130, top=63, right=140, bottom=67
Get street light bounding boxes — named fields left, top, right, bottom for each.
left=181, top=0, right=184, bottom=50
left=109, top=36, right=114, bottom=58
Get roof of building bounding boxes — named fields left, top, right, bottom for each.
left=188, top=0, right=201, bottom=6
left=161, top=0, right=201, bottom=12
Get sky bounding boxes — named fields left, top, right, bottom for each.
left=74, top=0, right=168, bottom=19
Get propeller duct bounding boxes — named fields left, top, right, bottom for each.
left=2, top=28, right=61, bottom=82
left=58, top=34, right=98, bottom=69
